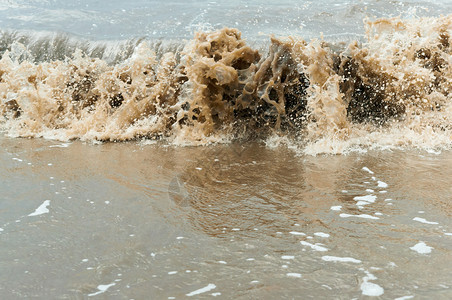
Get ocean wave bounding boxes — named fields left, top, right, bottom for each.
left=0, top=16, right=451, bottom=154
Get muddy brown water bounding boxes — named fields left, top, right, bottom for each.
left=0, top=136, right=451, bottom=299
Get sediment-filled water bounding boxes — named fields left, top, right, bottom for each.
left=0, top=0, right=451, bottom=298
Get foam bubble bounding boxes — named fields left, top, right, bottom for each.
left=354, top=195, right=377, bottom=203
left=413, top=217, right=439, bottom=225
left=186, top=284, right=216, bottom=297
left=289, top=231, right=306, bottom=236
left=28, top=200, right=50, bottom=216
left=339, top=213, right=379, bottom=220
left=362, top=167, right=374, bottom=174
left=88, top=283, right=116, bottom=297
left=410, top=241, right=433, bottom=254
left=321, top=256, right=361, bottom=263
left=360, top=270, right=384, bottom=296
left=361, top=281, right=384, bottom=297
left=300, top=241, right=328, bottom=252
left=377, top=181, right=388, bottom=188
left=281, top=255, right=295, bottom=260
left=314, top=232, right=330, bottom=238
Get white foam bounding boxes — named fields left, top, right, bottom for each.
left=88, top=283, right=116, bottom=297
left=339, top=213, right=379, bottom=220
left=387, top=262, right=397, bottom=268
left=49, top=143, right=70, bottom=148
left=314, top=232, right=330, bottom=238
left=361, top=281, right=384, bottom=297
left=168, top=271, right=178, bottom=275
left=12, top=157, right=22, bottom=162
left=362, top=167, right=374, bottom=174
left=300, top=241, right=328, bottom=252
left=413, top=217, right=438, bottom=225
left=218, top=261, right=227, bottom=264
left=321, top=256, right=361, bottom=263
left=286, top=273, right=302, bottom=278
left=289, top=231, right=306, bottom=236
left=365, top=189, right=374, bottom=193
left=426, top=149, right=441, bottom=155
left=28, top=200, right=50, bottom=216
left=444, top=233, right=452, bottom=236
left=353, top=195, right=377, bottom=203
left=395, top=296, right=414, bottom=300
left=186, top=284, right=216, bottom=297
left=377, top=181, right=388, bottom=188
left=361, top=270, right=384, bottom=296
left=281, top=255, right=295, bottom=260
left=410, top=241, right=433, bottom=254
left=330, top=205, right=342, bottom=211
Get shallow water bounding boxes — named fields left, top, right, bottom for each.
left=0, top=136, right=451, bottom=298
left=1, top=0, right=452, bottom=298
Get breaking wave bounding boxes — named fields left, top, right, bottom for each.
left=1, top=16, right=451, bottom=154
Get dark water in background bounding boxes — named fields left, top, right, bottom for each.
left=0, top=0, right=452, bottom=298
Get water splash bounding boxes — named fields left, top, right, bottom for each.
left=1, top=16, right=451, bottom=154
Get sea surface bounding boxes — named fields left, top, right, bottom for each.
left=0, top=0, right=451, bottom=299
